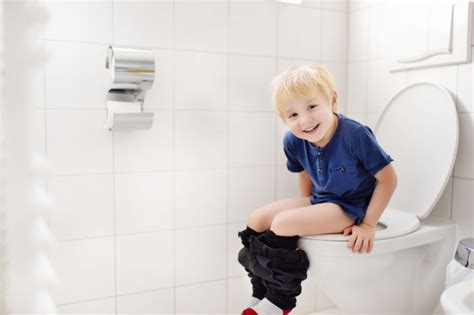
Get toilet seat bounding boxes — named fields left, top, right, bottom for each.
left=302, top=82, right=458, bottom=244
left=303, top=208, right=420, bottom=242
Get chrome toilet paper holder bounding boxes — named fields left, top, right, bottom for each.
left=104, top=46, right=155, bottom=131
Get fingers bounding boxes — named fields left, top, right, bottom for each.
left=342, top=226, right=352, bottom=236
left=368, top=239, right=374, bottom=254
left=354, top=236, right=363, bottom=253
left=347, top=235, right=373, bottom=254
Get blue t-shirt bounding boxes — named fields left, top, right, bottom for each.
left=283, top=112, right=393, bottom=225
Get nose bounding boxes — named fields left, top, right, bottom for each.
left=299, top=113, right=313, bottom=127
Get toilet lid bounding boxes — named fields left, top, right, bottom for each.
left=374, top=82, right=459, bottom=219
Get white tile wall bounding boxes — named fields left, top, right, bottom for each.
left=175, top=280, right=227, bottom=314
left=116, top=231, right=174, bottom=295
left=278, top=4, right=322, bottom=60
left=229, top=1, right=278, bottom=56
left=116, top=289, right=174, bottom=315
left=115, top=171, right=173, bottom=234
left=113, top=1, right=173, bottom=48
left=228, top=55, right=277, bottom=111
left=175, top=1, right=228, bottom=53
left=22, top=0, right=351, bottom=312
left=43, top=0, right=112, bottom=44
left=52, top=237, right=115, bottom=305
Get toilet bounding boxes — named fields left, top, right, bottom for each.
left=297, top=82, right=459, bottom=315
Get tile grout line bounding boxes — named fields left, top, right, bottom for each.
left=111, top=0, right=118, bottom=313
left=225, top=0, right=230, bottom=313
left=171, top=0, right=176, bottom=313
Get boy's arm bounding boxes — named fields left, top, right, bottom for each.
left=298, top=171, right=313, bottom=197
left=361, top=164, right=398, bottom=228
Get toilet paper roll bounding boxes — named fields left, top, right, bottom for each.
left=104, top=100, right=142, bottom=130
left=106, top=46, right=155, bottom=88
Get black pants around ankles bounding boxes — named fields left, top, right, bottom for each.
left=237, top=226, right=267, bottom=299
left=247, top=230, right=310, bottom=310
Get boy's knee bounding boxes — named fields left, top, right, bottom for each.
left=270, top=212, right=293, bottom=236
left=248, top=210, right=269, bottom=233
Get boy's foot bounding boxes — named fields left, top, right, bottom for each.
left=241, top=298, right=292, bottom=315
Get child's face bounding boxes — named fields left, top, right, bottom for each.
left=282, top=91, right=337, bottom=147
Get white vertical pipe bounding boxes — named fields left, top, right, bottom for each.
left=3, top=0, right=58, bottom=314
left=0, top=0, right=5, bottom=313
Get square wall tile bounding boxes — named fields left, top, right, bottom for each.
left=278, top=4, right=321, bottom=60
left=322, top=10, right=347, bottom=62
left=457, top=59, right=473, bottom=113
left=48, top=174, right=114, bottom=240
left=174, top=51, right=227, bottom=110
left=175, top=225, right=226, bottom=285
left=44, top=41, right=109, bottom=109
left=228, top=167, right=275, bottom=223
left=454, top=113, right=474, bottom=179
left=367, top=59, right=407, bottom=113
left=114, top=111, right=173, bottom=172
left=116, top=231, right=174, bottom=295
left=452, top=178, right=474, bottom=240
left=348, top=8, right=368, bottom=62
left=276, top=166, right=299, bottom=200
left=175, top=169, right=227, bottom=228
left=44, top=0, right=112, bottom=43
left=46, top=110, right=113, bottom=175
left=228, top=55, right=276, bottom=112
left=323, top=61, right=347, bottom=111
left=115, top=171, right=173, bottom=234
left=52, top=237, right=115, bottom=304
left=229, top=1, right=278, bottom=56
left=176, top=281, right=226, bottom=314
left=117, top=289, right=174, bottom=315
left=113, top=0, right=173, bottom=48
left=175, top=111, right=227, bottom=170
left=57, top=297, right=115, bottom=314
left=347, top=61, right=367, bottom=114
left=175, top=1, right=228, bottom=53
left=430, top=177, right=453, bottom=220
left=229, top=112, right=276, bottom=167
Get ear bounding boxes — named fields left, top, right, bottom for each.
left=331, top=91, right=338, bottom=112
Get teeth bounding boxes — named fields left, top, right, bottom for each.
left=304, top=124, right=319, bottom=132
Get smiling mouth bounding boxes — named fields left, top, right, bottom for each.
left=303, top=123, right=320, bottom=133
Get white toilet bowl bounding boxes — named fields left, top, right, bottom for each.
left=296, top=83, right=459, bottom=315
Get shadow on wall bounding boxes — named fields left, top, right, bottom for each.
left=3, top=0, right=54, bottom=314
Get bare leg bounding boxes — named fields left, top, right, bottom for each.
left=247, top=197, right=311, bottom=233
left=270, top=202, right=355, bottom=236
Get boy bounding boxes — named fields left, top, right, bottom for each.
left=237, top=64, right=397, bottom=315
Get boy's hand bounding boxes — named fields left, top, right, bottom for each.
left=345, top=223, right=376, bottom=254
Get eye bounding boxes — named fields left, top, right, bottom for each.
left=288, top=113, right=297, bottom=119
left=308, top=104, right=318, bottom=110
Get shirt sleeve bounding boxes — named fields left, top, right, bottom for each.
left=283, top=132, right=305, bottom=173
left=351, top=126, right=394, bottom=177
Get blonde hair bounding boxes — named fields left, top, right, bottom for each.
left=271, top=64, right=336, bottom=119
